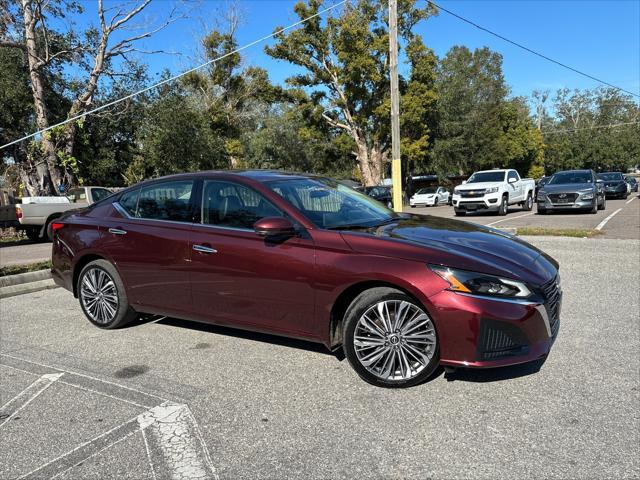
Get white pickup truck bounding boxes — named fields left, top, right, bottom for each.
left=0, top=186, right=113, bottom=241
left=451, top=169, right=535, bottom=216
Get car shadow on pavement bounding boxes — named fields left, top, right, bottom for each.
left=443, top=357, right=547, bottom=383
left=155, top=317, right=342, bottom=359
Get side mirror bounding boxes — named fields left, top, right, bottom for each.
left=461, top=180, right=467, bottom=185
left=508, top=177, right=517, bottom=184
left=254, top=216, right=296, bottom=238
left=596, top=179, right=604, bottom=185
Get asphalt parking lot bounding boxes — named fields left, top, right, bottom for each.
left=407, top=195, right=640, bottom=240
left=1, top=236, right=638, bottom=479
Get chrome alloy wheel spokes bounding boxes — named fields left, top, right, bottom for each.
left=80, top=268, right=118, bottom=324
left=354, top=300, right=437, bottom=381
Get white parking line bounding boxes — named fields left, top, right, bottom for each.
left=0, top=372, right=63, bottom=428
left=486, top=212, right=534, bottom=227
left=19, top=402, right=218, bottom=480
left=596, top=208, right=623, bottom=231
left=626, top=196, right=637, bottom=205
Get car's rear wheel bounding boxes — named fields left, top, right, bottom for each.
left=343, top=288, right=439, bottom=388
left=78, top=260, right=137, bottom=329
left=522, top=192, right=533, bottom=211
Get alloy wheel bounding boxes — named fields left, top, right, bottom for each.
left=80, top=267, right=119, bottom=325
left=353, top=300, right=437, bottom=381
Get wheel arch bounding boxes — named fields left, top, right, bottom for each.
left=72, top=253, right=106, bottom=297
left=41, top=212, right=63, bottom=237
left=328, top=280, right=427, bottom=349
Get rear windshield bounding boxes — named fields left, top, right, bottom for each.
left=598, top=173, right=623, bottom=181
left=549, top=172, right=592, bottom=185
left=467, top=172, right=505, bottom=183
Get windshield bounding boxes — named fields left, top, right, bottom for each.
left=549, top=172, right=592, bottom=185
left=598, top=173, right=623, bottom=181
left=416, top=187, right=437, bottom=194
left=467, top=172, right=505, bottom=183
left=268, top=178, right=396, bottom=229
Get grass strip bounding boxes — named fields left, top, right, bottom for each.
left=517, top=227, right=603, bottom=238
left=0, top=260, right=52, bottom=277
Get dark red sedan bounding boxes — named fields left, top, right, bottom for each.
left=51, top=171, right=561, bottom=387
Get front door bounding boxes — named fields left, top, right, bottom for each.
left=189, top=179, right=317, bottom=337
left=102, top=180, right=195, bottom=316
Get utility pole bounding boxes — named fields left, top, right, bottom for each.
left=388, top=0, right=403, bottom=212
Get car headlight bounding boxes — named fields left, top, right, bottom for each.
left=453, top=187, right=460, bottom=194
left=485, top=187, right=499, bottom=194
left=430, top=265, right=532, bottom=298
left=581, top=192, right=594, bottom=200
left=537, top=191, right=546, bottom=200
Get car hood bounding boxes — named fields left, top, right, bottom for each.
left=412, top=193, right=435, bottom=198
left=340, top=215, right=558, bottom=286
left=456, top=182, right=499, bottom=191
left=542, top=183, right=593, bottom=193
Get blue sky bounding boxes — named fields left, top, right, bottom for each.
left=81, top=0, right=639, bottom=101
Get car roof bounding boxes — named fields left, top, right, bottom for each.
left=132, top=169, right=326, bottom=186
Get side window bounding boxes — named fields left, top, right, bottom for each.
left=118, top=188, right=139, bottom=216
left=91, top=188, right=111, bottom=202
left=137, top=181, right=194, bottom=222
left=508, top=171, right=518, bottom=182
left=202, top=181, right=282, bottom=229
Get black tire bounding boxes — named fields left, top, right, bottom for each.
left=77, top=259, right=137, bottom=329
left=522, top=192, right=533, bottom=211
left=598, top=195, right=606, bottom=210
left=434, top=198, right=439, bottom=207
left=537, top=207, right=547, bottom=215
left=454, top=209, right=466, bottom=216
left=498, top=195, right=508, bottom=216
left=590, top=200, right=598, bottom=214
left=25, top=227, right=43, bottom=242
left=342, top=287, right=439, bottom=388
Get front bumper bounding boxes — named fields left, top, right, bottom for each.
left=452, top=192, right=501, bottom=211
left=537, top=195, right=594, bottom=210
left=410, top=197, right=436, bottom=207
left=429, top=284, right=561, bottom=368
left=604, top=187, right=626, bottom=197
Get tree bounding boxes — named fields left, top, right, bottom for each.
left=266, top=0, right=438, bottom=186
left=182, top=16, right=282, bottom=170
left=3, top=0, right=184, bottom=195
left=432, top=46, right=508, bottom=176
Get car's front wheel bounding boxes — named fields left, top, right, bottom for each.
left=78, top=259, right=137, bottom=329
left=598, top=195, right=606, bottom=210
left=343, top=288, right=439, bottom=388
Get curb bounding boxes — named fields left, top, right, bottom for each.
left=0, top=278, right=58, bottom=299
left=0, top=269, right=52, bottom=288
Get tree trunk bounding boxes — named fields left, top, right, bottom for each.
left=21, top=0, right=61, bottom=195
left=355, top=134, right=385, bottom=187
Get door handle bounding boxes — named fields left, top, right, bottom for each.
left=193, top=244, right=217, bottom=254
left=108, top=228, right=127, bottom=235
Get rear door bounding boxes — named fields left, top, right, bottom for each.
left=101, top=180, right=196, bottom=316
left=189, top=179, right=317, bottom=337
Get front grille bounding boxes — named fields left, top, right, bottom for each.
left=548, top=193, right=578, bottom=204
left=541, top=276, right=561, bottom=336
left=477, top=319, right=529, bottom=360
left=460, top=190, right=486, bottom=198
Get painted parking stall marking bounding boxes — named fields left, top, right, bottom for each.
left=0, top=353, right=217, bottom=479
left=596, top=208, right=623, bottom=231
left=0, top=372, right=63, bottom=428
left=486, top=212, right=534, bottom=227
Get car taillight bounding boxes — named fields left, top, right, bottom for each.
left=51, top=222, right=66, bottom=231
left=15, top=206, right=22, bottom=219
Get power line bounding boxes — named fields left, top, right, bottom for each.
left=428, top=0, right=640, bottom=100
left=0, top=0, right=348, bottom=152
left=541, top=121, right=639, bottom=135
